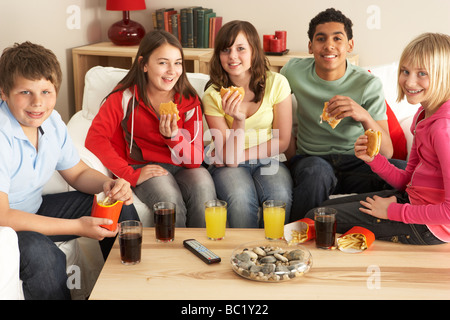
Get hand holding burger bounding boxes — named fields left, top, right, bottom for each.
left=219, top=86, right=246, bottom=121
left=354, top=129, right=382, bottom=162
left=220, top=86, right=245, bottom=102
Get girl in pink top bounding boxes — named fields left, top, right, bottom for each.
left=306, top=33, right=450, bottom=245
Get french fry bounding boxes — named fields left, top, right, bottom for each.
left=284, top=218, right=315, bottom=245
left=98, top=196, right=115, bottom=206
left=338, top=233, right=367, bottom=250
left=288, top=229, right=308, bottom=244
left=338, top=227, right=375, bottom=252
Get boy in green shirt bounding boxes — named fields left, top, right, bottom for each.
left=281, top=8, right=405, bottom=221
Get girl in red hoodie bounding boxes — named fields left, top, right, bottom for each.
left=86, top=30, right=216, bottom=227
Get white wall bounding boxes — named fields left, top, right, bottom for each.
left=0, top=0, right=103, bottom=122
left=1, top=0, right=449, bottom=122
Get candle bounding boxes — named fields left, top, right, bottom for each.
left=275, top=30, right=287, bottom=51
left=270, top=38, right=282, bottom=53
left=263, top=34, right=275, bottom=52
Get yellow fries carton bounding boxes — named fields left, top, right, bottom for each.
left=337, top=226, right=375, bottom=253
left=284, top=218, right=315, bottom=244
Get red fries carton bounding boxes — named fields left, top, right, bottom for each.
left=337, top=226, right=375, bottom=253
left=284, top=218, right=315, bottom=244
left=91, top=193, right=123, bottom=231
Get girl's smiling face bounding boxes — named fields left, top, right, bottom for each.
left=1, top=76, right=56, bottom=133
left=142, top=43, right=183, bottom=93
left=219, top=32, right=252, bottom=78
left=399, top=63, right=430, bottom=107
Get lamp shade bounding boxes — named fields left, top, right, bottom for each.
left=106, top=0, right=146, bottom=11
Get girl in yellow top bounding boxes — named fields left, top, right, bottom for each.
left=202, top=20, right=293, bottom=227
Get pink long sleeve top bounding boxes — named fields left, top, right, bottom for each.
left=368, top=99, right=450, bottom=242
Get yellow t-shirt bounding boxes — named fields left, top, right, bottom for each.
left=202, top=71, right=291, bottom=149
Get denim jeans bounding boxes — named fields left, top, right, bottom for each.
left=304, top=190, right=445, bottom=245
left=132, top=163, right=217, bottom=227
left=209, top=159, right=293, bottom=228
left=289, top=154, right=407, bottom=221
left=18, top=191, right=139, bottom=300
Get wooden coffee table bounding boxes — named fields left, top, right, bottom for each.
left=89, top=227, right=450, bottom=300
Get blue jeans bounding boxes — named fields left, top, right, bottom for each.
left=289, top=154, right=407, bottom=221
left=209, top=159, right=293, bottom=228
left=304, top=190, right=444, bottom=245
left=132, top=163, right=217, bottom=227
left=19, top=191, right=139, bottom=300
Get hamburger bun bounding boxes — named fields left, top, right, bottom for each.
left=159, top=101, right=180, bottom=121
left=365, top=129, right=382, bottom=157
left=320, top=102, right=342, bottom=129
left=220, top=86, right=245, bottom=102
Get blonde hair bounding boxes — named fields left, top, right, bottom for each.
left=397, top=33, right=450, bottom=111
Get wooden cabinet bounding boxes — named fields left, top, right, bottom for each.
left=72, top=42, right=359, bottom=112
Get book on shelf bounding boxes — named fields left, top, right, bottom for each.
left=204, top=10, right=216, bottom=48
left=193, top=7, right=204, bottom=48
left=209, top=16, right=223, bottom=48
left=170, top=13, right=181, bottom=41
left=154, top=7, right=222, bottom=49
left=155, top=8, right=175, bottom=31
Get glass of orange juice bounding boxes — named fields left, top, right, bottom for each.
left=205, top=200, right=227, bottom=240
left=263, top=200, right=286, bottom=240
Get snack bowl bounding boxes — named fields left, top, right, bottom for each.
left=230, top=240, right=312, bottom=282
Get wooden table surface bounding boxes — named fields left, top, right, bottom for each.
left=90, top=227, right=450, bottom=300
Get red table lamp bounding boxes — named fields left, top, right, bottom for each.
left=106, top=0, right=146, bottom=46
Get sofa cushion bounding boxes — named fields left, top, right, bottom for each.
left=186, top=72, right=210, bottom=99
left=367, top=63, right=420, bottom=122
left=386, top=101, right=408, bottom=160
left=82, top=66, right=128, bottom=120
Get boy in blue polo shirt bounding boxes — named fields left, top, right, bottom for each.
left=0, top=42, right=139, bottom=299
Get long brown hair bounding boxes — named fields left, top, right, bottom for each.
left=206, top=20, right=269, bottom=103
left=111, top=30, right=198, bottom=106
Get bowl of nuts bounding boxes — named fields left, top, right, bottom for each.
left=230, top=240, right=312, bottom=282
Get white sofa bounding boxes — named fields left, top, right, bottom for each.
left=56, top=63, right=420, bottom=221
left=56, top=63, right=420, bottom=217
left=1, top=62, right=419, bottom=300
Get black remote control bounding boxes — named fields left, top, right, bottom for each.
left=183, top=239, right=221, bottom=264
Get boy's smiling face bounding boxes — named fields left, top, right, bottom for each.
left=1, top=76, right=56, bottom=134
left=308, top=22, right=354, bottom=81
